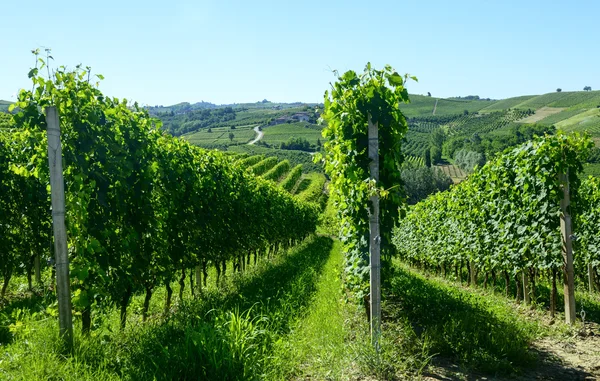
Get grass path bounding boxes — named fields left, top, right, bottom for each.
left=383, top=261, right=600, bottom=380
left=268, top=240, right=362, bottom=380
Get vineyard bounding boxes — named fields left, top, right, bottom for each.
left=0, top=62, right=321, bottom=346
left=183, top=124, right=257, bottom=147
left=395, top=134, right=599, bottom=321
left=3, top=56, right=600, bottom=381
left=261, top=121, right=323, bottom=148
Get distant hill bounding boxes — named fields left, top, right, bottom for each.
left=0, top=100, right=11, bottom=113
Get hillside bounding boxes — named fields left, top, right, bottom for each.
left=0, top=100, right=11, bottom=113
left=153, top=90, right=600, bottom=179
left=399, top=90, right=600, bottom=162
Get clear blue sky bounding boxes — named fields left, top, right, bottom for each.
left=1, top=0, right=597, bottom=106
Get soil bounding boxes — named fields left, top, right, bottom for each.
left=422, top=322, right=600, bottom=381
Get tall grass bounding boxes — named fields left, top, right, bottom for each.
left=0, top=236, right=333, bottom=380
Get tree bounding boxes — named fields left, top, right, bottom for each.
left=429, top=128, right=446, bottom=149
left=427, top=92, right=431, bottom=97
left=401, top=166, right=453, bottom=205
left=557, top=88, right=562, bottom=92
left=424, top=148, right=431, bottom=167
left=584, top=86, right=592, bottom=91
left=229, top=132, right=234, bottom=142
left=430, top=146, right=442, bottom=164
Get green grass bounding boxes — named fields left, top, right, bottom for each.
left=295, top=173, right=327, bottom=205
left=582, top=163, right=600, bottom=178
left=384, top=262, right=541, bottom=375
left=400, top=95, right=493, bottom=118
left=480, top=95, right=537, bottom=111
left=261, top=122, right=322, bottom=147
left=555, top=108, right=600, bottom=136
left=0, top=236, right=336, bottom=380
left=269, top=240, right=362, bottom=379
left=184, top=124, right=257, bottom=147
left=537, top=108, right=588, bottom=126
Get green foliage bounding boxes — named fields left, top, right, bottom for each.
left=401, top=166, right=453, bottom=205
left=262, top=160, right=290, bottom=182
left=0, top=112, right=12, bottom=129
left=280, top=136, right=311, bottom=151
left=157, top=107, right=236, bottom=136
left=295, top=173, right=327, bottom=209
left=454, top=149, right=485, bottom=173
left=238, top=154, right=265, bottom=167
left=262, top=122, right=322, bottom=149
left=229, top=145, right=323, bottom=173
left=249, top=156, right=278, bottom=176
left=430, top=146, right=441, bottom=164
left=2, top=54, right=319, bottom=335
left=385, top=263, right=539, bottom=374
left=443, top=122, right=555, bottom=160
left=317, top=63, right=410, bottom=298
left=394, top=133, right=594, bottom=286
left=280, top=164, right=303, bottom=192
left=424, top=148, right=431, bottom=167
left=0, top=237, right=334, bottom=380
left=429, top=128, right=445, bottom=149
left=576, top=177, right=600, bottom=269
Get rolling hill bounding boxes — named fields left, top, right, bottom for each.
left=0, top=100, right=11, bottom=113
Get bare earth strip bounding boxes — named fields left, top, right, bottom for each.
left=518, top=107, right=566, bottom=123
left=248, top=125, right=264, bottom=145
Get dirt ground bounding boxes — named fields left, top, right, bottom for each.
left=422, top=321, right=600, bottom=381
left=517, top=107, right=566, bottom=124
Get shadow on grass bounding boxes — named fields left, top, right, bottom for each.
left=383, top=266, right=593, bottom=379
left=0, top=288, right=55, bottom=345
left=84, top=236, right=334, bottom=380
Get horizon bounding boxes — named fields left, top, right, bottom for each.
left=1, top=0, right=598, bottom=106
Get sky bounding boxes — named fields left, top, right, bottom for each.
left=1, top=0, right=598, bottom=106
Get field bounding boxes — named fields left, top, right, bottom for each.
left=261, top=122, right=322, bottom=147
left=555, top=108, right=600, bottom=136
left=400, top=95, right=494, bottom=117
left=479, top=95, right=537, bottom=111
left=436, top=163, right=467, bottom=183
left=183, top=124, right=258, bottom=147
left=228, top=144, right=323, bottom=173
left=516, top=106, right=565, bottom=123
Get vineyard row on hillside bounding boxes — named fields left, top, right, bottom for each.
left=0, top=65, right=319, bottom=334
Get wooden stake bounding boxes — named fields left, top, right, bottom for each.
left=588, top=264, right=595, bottom=293
left=559, top=171, right=576, bottom=325
left=368, top=116, right=381, bottom=350
left=45, top=106, right=73, bottom=350
left=34, top=255, right=41, bottom=285
left=523, top=271, right=530, bottom=305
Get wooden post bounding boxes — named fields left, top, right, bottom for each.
left=589, top=264, right=595, bottom=293
left=34, top=255, right=41, bottom=285
left=559, top=171, right=576, bottom=325
left=45, top=106, right=73, bottom=349
left=522, top=271, right=530, bottom=305
left=368, top=116, right=381, bottom=350
left=195, top=265, right=202, bottom=294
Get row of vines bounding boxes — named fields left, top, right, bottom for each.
left=394, top=133, right=599, bottom=318
left=0, top=59, right=319, bottom=334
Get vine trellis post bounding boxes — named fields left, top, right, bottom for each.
left=45, top=106, right=73, bottom=350
left=368, top=116, right=381, bottom=350
left=559, top=170, right=576, bottom=325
